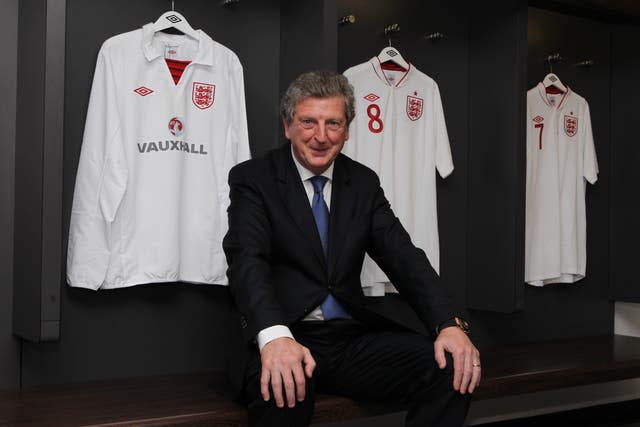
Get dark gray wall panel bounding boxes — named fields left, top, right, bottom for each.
left=467, top=0, right=527, bottom=313
left=610, top=28, right=640, bottom=302
left=22, top=285, right=234, bottom=385
left=280, top=0, right=338, bottom=113
left=22, top=0, right=281, bottom=388
left=13, top=0, right=50, bottom=342
left=0, top=0, right=21, bottom=391
left=13, top=0, right=65, bottom=344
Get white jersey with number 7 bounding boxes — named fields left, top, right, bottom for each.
left=526, top=83, right=598, bottom=286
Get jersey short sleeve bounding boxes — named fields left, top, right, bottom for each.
left=434, top=83, right=454, bottom=178
left=582, top=103, right=598, bottom=184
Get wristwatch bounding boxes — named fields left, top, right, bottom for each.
left=435, top=316, right=470, bottom=335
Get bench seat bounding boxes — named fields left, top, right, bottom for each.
left=2, top=334, right=640, bottom=426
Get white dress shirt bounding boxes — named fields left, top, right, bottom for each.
left=256, top=146, right=334, bottom=351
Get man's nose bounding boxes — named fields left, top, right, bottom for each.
left=314, top=123, right=327, bottom=141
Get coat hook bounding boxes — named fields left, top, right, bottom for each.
left=338, top=14, right=356, bottom=26
left=546, top=53, right=562, bottom=73
left=171, top=0, right=174, bottom=11
left=383, top=23, right=400, bottom=36
left=384, top=23, right=400, bottom=46
left=424, top=32, right=444, bottom=41
left=574, top=59, right=594, bottom=67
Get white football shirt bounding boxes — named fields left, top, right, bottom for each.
left=525, top=83, right=598, bottom=286
left=67, top=24, right=251, bottom=290
left=343, top=57, right=453, bottom=295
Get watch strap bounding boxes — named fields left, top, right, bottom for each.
left=435, top=316, right=470, bottom=335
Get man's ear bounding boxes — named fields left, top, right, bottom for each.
left=282, top=116, right=291, bottom=140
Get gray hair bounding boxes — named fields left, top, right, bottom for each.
left=280, top=70, right=355, bottom=126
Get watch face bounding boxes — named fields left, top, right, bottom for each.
left=455, top=317, right=470, bottom=334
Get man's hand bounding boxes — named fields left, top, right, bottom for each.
left=434, top=327, right=481, bottom=394
left=260, top=337, right=316, bottom=408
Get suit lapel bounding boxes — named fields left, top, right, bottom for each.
left=274, top=145, right=328, bottom=271
left=328, top=154, right=353, bottom=279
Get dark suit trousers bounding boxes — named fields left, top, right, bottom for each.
left=244, top=319, right=471, bottom=427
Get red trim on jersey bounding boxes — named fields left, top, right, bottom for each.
left=369, top=62, right=384, bottom=85
left=545, top=86, right=565, bottom=94
left=557, top=88, right=570, bottom=109
left=375, top=56, right=392, bottom=86
left=381, top=62, right=406, bottom=71
left=165, top=59, right=192, bottom=85
left=538, top=83, right=570, bottom=109
left=374, top=57, right=411, bottom=87
left=395, top=63, right=411, bottom=87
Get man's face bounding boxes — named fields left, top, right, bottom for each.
left=284, top=96, right=349, bottom=175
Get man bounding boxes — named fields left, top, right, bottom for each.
left=223, top=71, right=480, bottom=427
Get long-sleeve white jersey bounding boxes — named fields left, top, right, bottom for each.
left=525, top=84, right=598, bottom=286
left=343, top=58, right=453, bottom=296
left=67, top=24, right=251, bottom=290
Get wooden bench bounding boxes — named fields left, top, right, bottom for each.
left=2, top=334, right=640, bottom=426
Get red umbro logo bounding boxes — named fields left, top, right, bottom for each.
left=533, top=115, right=544, bottom=123
left=134, top=86, right=154, bottom=96
left=364, top=93, right=380, bottom=102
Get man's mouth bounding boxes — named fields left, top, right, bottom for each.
left=309, top=146, right=328, bottom=155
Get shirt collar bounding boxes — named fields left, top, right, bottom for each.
left=290, top=145, right=334, bottom=182
left=369, top=56, right=413, bottom=88
left=141, top=23, right=214, bottom=66
left=537, top=82, right=571, bottom=109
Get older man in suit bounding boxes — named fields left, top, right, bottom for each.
left=223, top=70, right=480, bottom=427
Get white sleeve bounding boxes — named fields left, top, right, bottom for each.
left=582, top=102, right=598, bottom=184
left=219, top=54, right=251, bottom=242
left=433, top=83, right=454, bottom=178
left=256, top=325, right=295, bottom=352
left=66, top=44, right=127, bottom=290
left=228, top=53, right=251, bottom=166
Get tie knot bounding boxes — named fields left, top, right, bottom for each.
left=310, top=176, right=328, bottom=194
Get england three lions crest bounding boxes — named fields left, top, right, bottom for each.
left=407, top=95, right=423, bottom=121
left=192, top=82, right=215, bottom=110
left=564, top=115, right=578, bottom=137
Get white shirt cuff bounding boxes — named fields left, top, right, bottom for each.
left=256, top=325, right=294, bottom=352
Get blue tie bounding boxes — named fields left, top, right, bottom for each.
left=310, top=176, right=350, bottom=320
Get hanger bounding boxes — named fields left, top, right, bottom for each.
left=542, top=72, right=567, bottom=94
left=378, top=45, right=409, bottom=71
left=378, top=24, right=409, bottom=71
left=542, top=54, right=567, bottom=94
left=152, top=7, right=199, bottom=41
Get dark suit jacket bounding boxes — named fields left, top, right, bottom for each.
left=222, top=144, right=454, bottom=394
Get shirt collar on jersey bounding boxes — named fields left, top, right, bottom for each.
left=369, top=56, right=412, bottom=88
left=536, top=82, right=571, bottom=109
left=290, top=145, right=334, bottom=183
left=141, top=23, right=215, bottom=67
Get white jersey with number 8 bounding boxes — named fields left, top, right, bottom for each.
left=343, top=57, right=453, bottom=295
